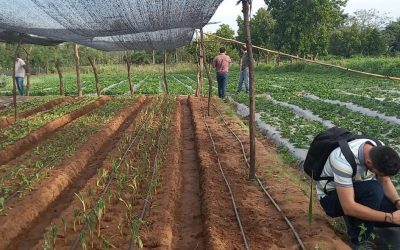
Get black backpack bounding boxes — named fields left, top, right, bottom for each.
left=303, top=127, right=381, bottom=181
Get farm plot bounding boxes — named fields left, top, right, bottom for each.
left=229, top=69, right=400, bottom=185
left=0, top=95, right=350, bottom=249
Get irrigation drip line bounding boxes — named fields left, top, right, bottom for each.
left=71, top=109, right=152, bottom=250
left=212, top=103, right=306, bottom=250
left=129, top=127, right=165, bottom=250
left=201, top=105, right=250, bottom=250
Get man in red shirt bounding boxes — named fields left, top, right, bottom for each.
left=212, top=47, right=231, bottom=99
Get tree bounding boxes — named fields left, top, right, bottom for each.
left=265, top=0, right=346, bottom=56
left=328, top=23, right=361, bottom=57
left=383, top=20, right=400, bottom=54
left=360, top=27, right=385, bottom=56
left=348, top=9, right=391, bottom=30
left=215, top=24, right=235, bottom=39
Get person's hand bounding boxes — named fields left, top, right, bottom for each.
left=391, top=210, right=400, bottom=225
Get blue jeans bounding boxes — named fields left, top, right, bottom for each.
left=320, top=180, right=398, bottom=245
left=237, top=69, right=249, bottom=94
left=216, top=72, right=228, bottom=99
left=15, top=77, right=24, bottom=96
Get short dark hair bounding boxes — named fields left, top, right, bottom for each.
left=370, top=146, right=400, bottom=176
left=241, top=45, right=247, bottom=51
left=219, top=47, right=226, bottom=53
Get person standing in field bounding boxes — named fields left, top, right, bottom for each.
left=236, top=45, right=249, bottom=94
left=14, top=55, right=29, bottom=96
left=212, top=47, right=231, bottom=100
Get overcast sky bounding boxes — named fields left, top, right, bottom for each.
left=204, top=0, right=400, bottom=33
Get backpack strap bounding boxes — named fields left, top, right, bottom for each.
left=338, top=140, right=357, bottom=177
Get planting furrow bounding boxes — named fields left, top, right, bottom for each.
left=169, top=97, right=204, bottom=249
left=200, top=100, right=250, bottom=250
left=0, top=96, right=147, bottom=249
left=0, top=97, right=140, bottom=209
left=35, top=95, right=174, bottom=249
left=0, top=97, right=109, bottom=166
left=211, top=103, right=305, bottom=250
left=195, top=97, right=349, bottom=249
left=0, top=96, right=71, bottom=129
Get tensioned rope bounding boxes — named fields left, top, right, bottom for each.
left=207, top=33, right=400, bottom=81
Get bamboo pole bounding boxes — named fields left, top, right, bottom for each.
left=196, top=32, right=204, bottom=97
left=23, top=47, right=32, bottom=96
left=163, top=50, right=169, bottom=94
left=73, top=44, right=82, bottom=96
left=242, top=0, right=256, bottom=180
left=55, top=60, right=64, bottom=96
left=200, top=28, right=213, bottom=116
left=206, top=33, right=400, bottom=81
left=88, top=56, right=101, bottom=96
left=12, top=38, right=23, bottom=120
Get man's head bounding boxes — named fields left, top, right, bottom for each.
left=241, top=45, right=247, bottom=52
left=219, top=47, right=226, bottom=54
left=366, top=145, right=400, bottom=176
left=16, top=54, right=21, bottom=60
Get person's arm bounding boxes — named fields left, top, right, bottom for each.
left=212, top=57, right=216, bottom=69
left=379, top=176, right=400, bottom=209
left=337, top=186, right=400, bottom=224
left=22, top=64, right=29, bottom=74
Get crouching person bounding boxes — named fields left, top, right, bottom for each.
left=318, top=139, right=400, bottom=249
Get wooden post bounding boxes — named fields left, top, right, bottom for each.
left=55, top=60, right=64, bottom=96
left=163, top=50, right=169, bottom=94
left=125, top=51, right=134, bottom=96
left=200, top=29, right=213, bottom=116
left=73, top=44, right=82, bottom=97
left=242, top=0, right=256, bottom=180
left=12, top=39, right=22, bottom=120
left=23, top=47, right=32, bottom=96
left=88, top=56, right=101, bottom=96
left=152, top=50, right=156, bottom=64
left=196, top=33, right=204, bottom=97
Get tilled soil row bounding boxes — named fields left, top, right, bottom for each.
left=0, top=96, right=146, bottom=249
left=0, top=96, right=72, bottom=129
left=28, top=96, right=157, bottom=249
left=0, top=96, right=110, bottom=166
left=190, top=97, right=351, bottom=250
left=191, top=96, right=297, bottom=249
left=139, top=99, right=183, bottom=249
left=214, top=99, right=351, bottom=249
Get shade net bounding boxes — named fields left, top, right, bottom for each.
left=0, top=0, right=223, bottom=51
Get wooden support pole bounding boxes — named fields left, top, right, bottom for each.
left=200, top=28, right=213, bottom=116
left=73, top=44, right=82, bottom=97
left=12, top=38, right=22, bottom=120
left=55, top=60, right=64, bottom=96
left=196, top=32, right=204, bottom=97
left=88, top=56, right=101, bottom=96
left=163, top=50, right=169, bottom=94
left=23, top=47, right=32, bottom=96
left=242, top=0, right=256, bottom=180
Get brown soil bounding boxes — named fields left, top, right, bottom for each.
left=0, top=96, right=352, bottom=250
left=0, top=96, right=147, bottom=249
left=0, top=96, right=72, bottom=129
left=0, top=96, right=110, bottom=166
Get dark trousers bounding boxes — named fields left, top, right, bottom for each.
left=320, top=180, right=398, bottom=245
left=216, top=72, right=228, bottom=99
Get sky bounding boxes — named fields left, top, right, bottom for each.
left=204, top=0, right=400, bottom=33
